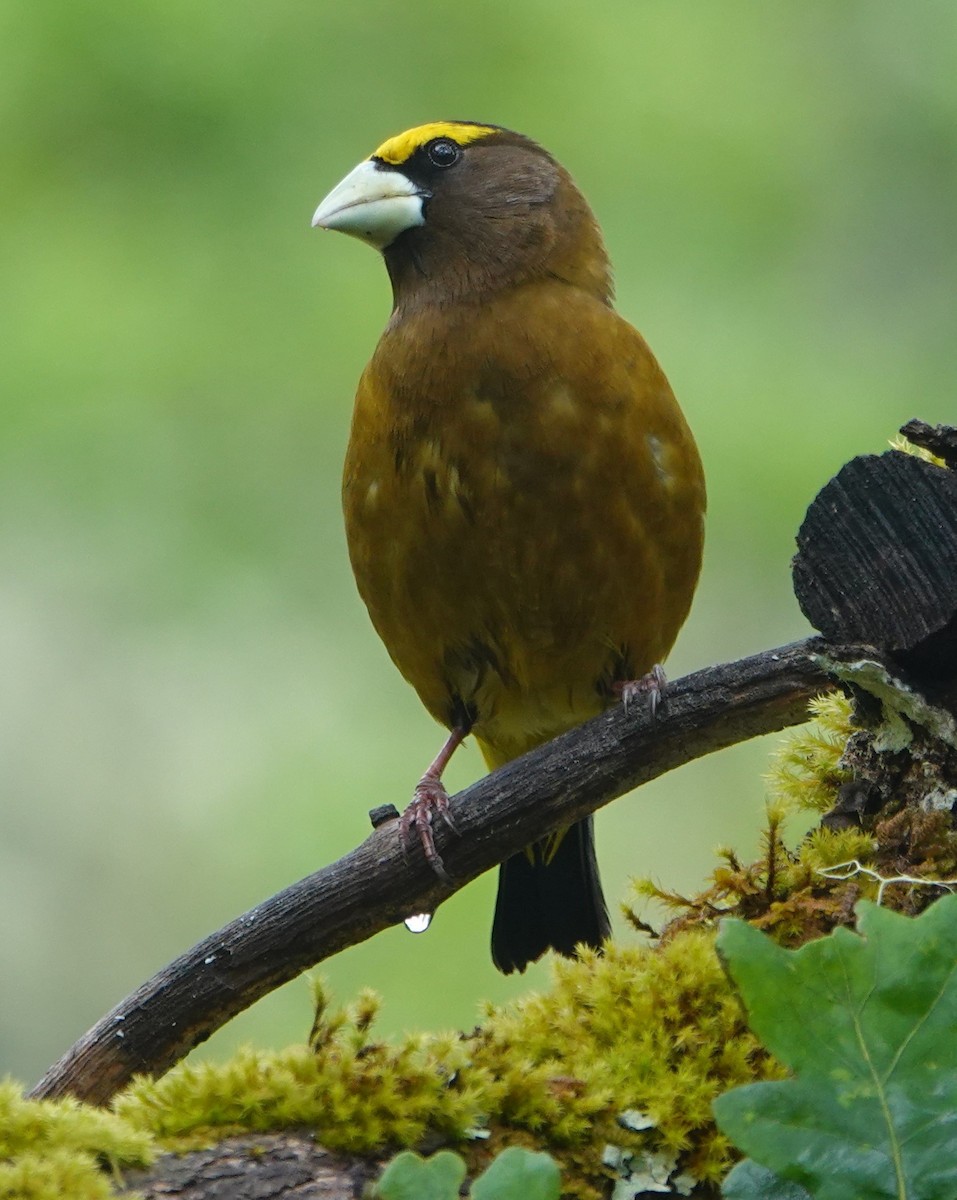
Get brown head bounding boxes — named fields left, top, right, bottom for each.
left=312, top=121, right=612, bottom=312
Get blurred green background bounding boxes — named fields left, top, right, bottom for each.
left=2, top=0, right=955, bottom=1085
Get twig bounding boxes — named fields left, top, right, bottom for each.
left=31, top=637, right=844, bottom=1106
left=817, top=860, right=957, bottom=905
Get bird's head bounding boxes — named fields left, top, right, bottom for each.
left=312, top=122, right=612, bottom=309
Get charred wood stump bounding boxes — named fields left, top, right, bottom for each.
left=792, top=420, right=957, bottom=684
left=793, top=418, right=957, bottom=851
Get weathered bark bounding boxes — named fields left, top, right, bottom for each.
left=118, top=1133, right=385, bottom=1199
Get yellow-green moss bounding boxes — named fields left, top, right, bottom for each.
left=627, top=679, right=957, bottom=949
left=9, top=686, right=951, bottom=1197
left=112, top=700, right=881, bottom=1194
left=468, top=933, right=781, bottom=1191
left=0, top=1081, right=152, bottom=1199
left=110, top=930, right=772, bottom=1198
left=626, top=692, right=882, bottom=947
left=889, top=432, right=946, bottom=467
left=114, top=986, right=488, bottom=1156
left=766, top=692, right=854, bottom=816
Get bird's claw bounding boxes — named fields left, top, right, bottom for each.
left=399, top=777, right=458, bottom=882
left=614, top=663, right=668, bottom=721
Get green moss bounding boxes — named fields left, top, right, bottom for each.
left=627, top=678, right=957, bottom=951
left=469, top=934, right=780, bottom=1192
left=0, top=1081, right=152, bottom=1199
left=9, top=686, right=952, bottom=1196
left=889, top=432, right=945, bottom=467
left=765, top=692, right=854, bottom=816
left=115, top=987, right=488, bottom=1155
left=625, top=693, right=881, bottom=948
left=110, top=931, right=772, bottom=1198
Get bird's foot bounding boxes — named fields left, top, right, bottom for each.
left=400, top=775, right=459, bottom=883
left=613, top=663, right=668, bottom=720
left=398, top=726, right=467, bottom=883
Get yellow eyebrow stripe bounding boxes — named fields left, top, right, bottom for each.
left=372, top=122, right=498, bottom=165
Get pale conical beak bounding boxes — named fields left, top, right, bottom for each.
left=311, top=159, right=426, bottom=250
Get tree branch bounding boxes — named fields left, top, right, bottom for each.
left=31, top=636, right=841, bottom=1106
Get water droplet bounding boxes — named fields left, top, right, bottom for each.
left=404, top=912, right=431, bottom=934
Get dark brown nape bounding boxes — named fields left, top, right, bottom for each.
left=384, top=134, right=612, bottom=312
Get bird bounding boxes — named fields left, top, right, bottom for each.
left=312, top=122, right=705, bottom=973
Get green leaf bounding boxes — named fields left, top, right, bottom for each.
left=373, top=1147, right=559, bottom=1200
left=723, top=1159, right=813, bottom=1199
left=714, top=896, right=957, bottom=1200
left=472, top=1147, right=561, bottom=1200
left=375, top=1149, right=467, bottom=1200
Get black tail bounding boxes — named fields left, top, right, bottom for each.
left=490, top=816, right=610, bottom=974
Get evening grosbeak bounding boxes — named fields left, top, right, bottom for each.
left=312, top=122, right=705, bottom=973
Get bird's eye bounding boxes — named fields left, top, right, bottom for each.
left=426, top=138, right=460, bottom=168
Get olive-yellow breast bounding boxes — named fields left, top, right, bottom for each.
left=313, top=122, right=705, bottom=973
